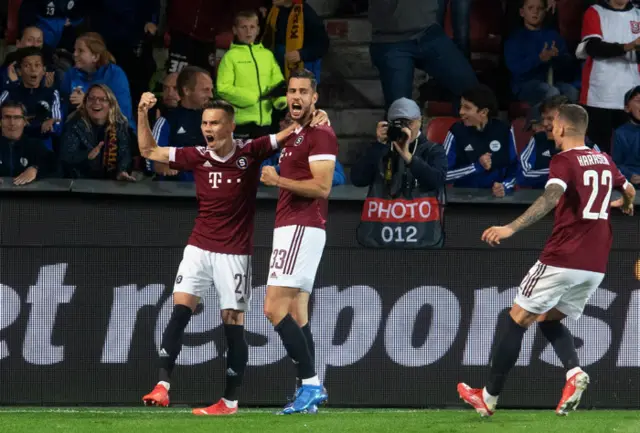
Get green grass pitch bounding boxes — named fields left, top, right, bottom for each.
left=0, top=407, right=638, bottom=433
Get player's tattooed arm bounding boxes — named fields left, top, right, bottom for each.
left=507, top=184, right=564, bottom=233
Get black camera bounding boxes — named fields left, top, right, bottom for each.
left=387, top=119, right=410, bottom=143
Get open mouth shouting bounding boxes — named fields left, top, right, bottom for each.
left=290, top=102, right=303, bottom=117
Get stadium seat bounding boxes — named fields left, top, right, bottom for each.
left=557, top=0, right=584, bottom=49
left=511, top=117, right=533, bottom=154
left=426, top=117, right=458, bottom=145
left=6, top=0, right=22, bottom=45
left=444, top=0, right=504, bottom=54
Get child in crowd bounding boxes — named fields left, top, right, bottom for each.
left=504, top=0, right=578, bottom=106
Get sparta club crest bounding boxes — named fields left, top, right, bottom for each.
left=294, top=135, right=304, bottom=146
left=236, top=156, right=248, bottom=169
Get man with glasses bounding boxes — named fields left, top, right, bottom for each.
left=0, top=100, right=51, bottom=185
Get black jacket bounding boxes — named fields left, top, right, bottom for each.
left=0, top=134, right=51, bottom=177
left=351, top=132, right=447, bottom=191
left=59, top=115, right=132, bottom=179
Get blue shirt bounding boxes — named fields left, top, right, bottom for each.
left=518, top=132, right=600, bottom=189
left=444, top=119, right=518, bottom=192
left=152, top=105, right=204, bottom=182
left=612, top=122, right=640, bottom=180
left=504, top=27, right=572, bottom=94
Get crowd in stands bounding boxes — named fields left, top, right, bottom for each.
left=363, top=0, right=640, bottom=197
left=0, top=0, right=341, bottom=186
left=2, top=0, right=640, bottom=198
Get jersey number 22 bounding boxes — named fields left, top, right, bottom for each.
left=583, top=169, right=612, bottom=220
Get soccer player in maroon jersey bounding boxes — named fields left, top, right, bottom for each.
left=135, top=92, right=328, bottom=415
left=457, top=104, right=635, bottom=417
left=259, top=70, right=338, bottom=414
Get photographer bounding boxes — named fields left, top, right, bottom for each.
left=352, top=97, right=447, bottom=248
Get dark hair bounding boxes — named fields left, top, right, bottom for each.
left=540, top=95, right=569, bottom=115
left=461, top=84, right=498, bottom=117
left=176, top=66, right=211, bottom=98
left=203, top=99, right=236, bottom=121
left=1, top=100, right=27, bottom=117
left=520, top=0, right=547, bottom=8
left=288, top=69, right=317, bottom=92
left=556, top=104, right=589, bottom=135
left=235, top=10, right=259, bottom=25
left=16, top=46, right=45, bottom=65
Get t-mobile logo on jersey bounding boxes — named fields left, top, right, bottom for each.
left=209, top=172, right=223, bottom=188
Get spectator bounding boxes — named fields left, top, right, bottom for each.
left=612, top=86, right=640, bottom=186
left=61, top=33, right=134, bottom=128
left=218, top=10, right=287, bottom=139
left=150, top=72, right=180, bottom=124
left=262, top=112, right=345, bottom=186
left=59, top=84, right=135, bottom=180
left=0, top=26, right=56, bottom=91
left=437, top=0, right=472, bottom=58
left=505, top=0, right=578, bottom=106
left=351, top=97, right=447, bottom=190
left=576, top=0, right=640, bottom=153
left=261, top=0, right=329, bottom=82
left=19, top=0, right=86, bottom=51
left=368, top=0, right=477, bottom=111
left=88, top=0, right=159, bottom=108
left=0, top=100, right=52, bottom=185
left=165, top=0, right=228, bottom=77
left=518, top=95, right=600, bottom=188
left=0, top=47, right=63, bottom=151
left=444, top=85, right=518, bottom=197
left=151, top=66, right=214, bottom=180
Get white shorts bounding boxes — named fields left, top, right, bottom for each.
left=266, top=225, right=326, bottom=292
left=515, top=260, right=604, bottom=320
left=173, top=245, right=252, bottom=311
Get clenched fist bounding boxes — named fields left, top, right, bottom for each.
left=261, top=166, right=280, bottom=187
left=138, top=92, right=157, bottom=113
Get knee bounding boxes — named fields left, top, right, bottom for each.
left=263, top=297, right=286, bottom=325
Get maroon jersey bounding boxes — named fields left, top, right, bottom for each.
left=168, top=135, right=278, bottom=254
left=275, top=125, right=339, bottom=229
left=539, top=147, right=629, bottom=273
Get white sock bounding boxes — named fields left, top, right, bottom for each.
left=158, top=381, right=170, bottom=391
left=222, top=398, right=237, bottom=408
left=482, top=388, right=498, bottom=409
left=301, top=376, right=320, bottom=386
left=566, top=366, right=583, bottom=380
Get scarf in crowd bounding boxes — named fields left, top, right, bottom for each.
left=101, top=125, right=119, bottom=175
left=262, top=0, right=305, bottom=79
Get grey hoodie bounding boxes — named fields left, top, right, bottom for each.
left=368, top=0, right=439, bottom=43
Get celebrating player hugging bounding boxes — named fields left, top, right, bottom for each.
left=136, top=89, right=328, bottom=415
left=458, top=104, right=635, bottom=417
left=260, top=69, right=338, bottom=414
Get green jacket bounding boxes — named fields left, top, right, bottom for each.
left=217, top=42, right=288, bottom=127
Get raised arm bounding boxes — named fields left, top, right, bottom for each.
left=137, top=92, right=170, bottom=163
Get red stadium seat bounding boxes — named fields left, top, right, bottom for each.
left=511, top=117, right=533, bottom=154
left=426, top=117, right=458, bottom=145
left=6, top=0, right=23, bottom=44
left=444, top=0, right=504, bottom=54
left=557, top=0, right=584, bottom=49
